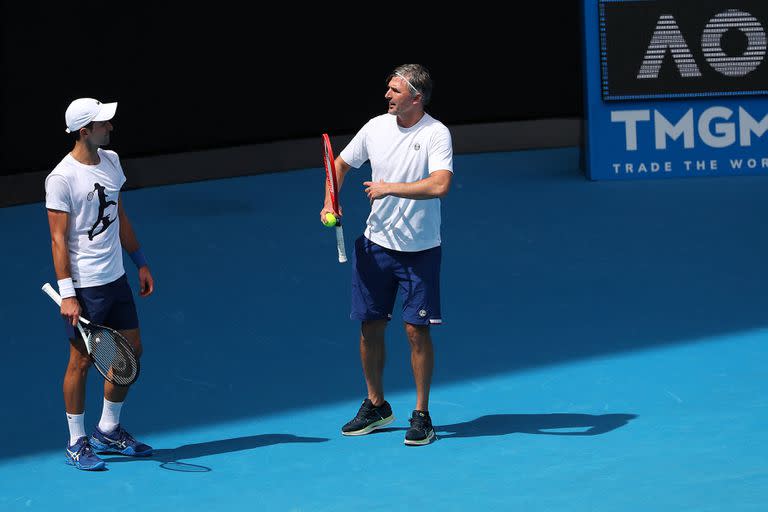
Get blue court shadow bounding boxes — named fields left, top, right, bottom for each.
left=437, top=413, right=638, bottom=438
left=100, top=434, right=329, bottom=471
left=374, top=413, right=637, bottom=438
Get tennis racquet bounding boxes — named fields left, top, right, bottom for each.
left=42, top=282, right=140, bottom=386
left=322, top=133, right=347, bottom=263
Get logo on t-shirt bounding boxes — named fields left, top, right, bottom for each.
left=87, top=182, right=117, bottom=241
left=413, top=143, right=421, bottom=151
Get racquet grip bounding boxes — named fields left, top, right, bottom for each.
left=41, top=282, right=91, bottom=325
left=42, top=282, right=62, bottom=306
left=335, top=225, right=347, bottom=263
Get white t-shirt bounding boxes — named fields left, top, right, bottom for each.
left=340, top=112, right=453, bottom=252
left=45, top=149, right=126, bottom=288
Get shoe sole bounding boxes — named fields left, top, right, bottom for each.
left=65, top=458, right=106, bottom=470
left=404, top=429, right=436, bottom=446
left=90, top=440, right=153, bottom=457
left=341, top=414, right=395, bottom=436
left=91, top=446, right=153, bottom=457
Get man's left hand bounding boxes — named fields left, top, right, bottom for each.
left=138, top=266, right=154, bottom=297
left=363, top=179, right=390, bottom=202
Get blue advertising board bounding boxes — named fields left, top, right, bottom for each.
left=581, top=0, right=768, bottom=179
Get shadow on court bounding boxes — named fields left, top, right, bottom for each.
left=376, top=413, right=637, bottom=438
left=437, top=413, right=637, bottom=438
left=101, top=434, right=329, bottom=471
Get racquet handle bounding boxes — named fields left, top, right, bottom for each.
left=335, top=225, right=347, bottom=263
left=42, top=282, right=63, bottom=305
left=41, top=283, right=91, bottom=325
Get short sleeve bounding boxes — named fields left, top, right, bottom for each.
left=339, top=122, right=371, bottom=169
left=428, top=125, right=454, bottom=174
left=45, top=174, right=71, bottom=212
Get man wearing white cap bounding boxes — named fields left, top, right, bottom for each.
left=45, top=98, right=155, bottom=470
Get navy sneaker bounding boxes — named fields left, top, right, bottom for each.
left=404, top=410, right=436, bottom=446
left=89, top=424, right=153, bottom=456
left=65, top=437, right=106, bottom=470
left=341, top=399, right=395, bottom=435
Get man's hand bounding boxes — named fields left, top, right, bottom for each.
left=139, top=267, right=154, bottom=297
left=61, top=297, right=81, bottom=327
left=320, top=204, right=342, bottom=224
left=363, top=180, right=391, bottom=203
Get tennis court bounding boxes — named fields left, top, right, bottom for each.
left=1, top=147, right=766, bottom=511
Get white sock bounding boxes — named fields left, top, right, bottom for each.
left=98, top=398, right=123, bottom=433
left=66, top=412, right=86, bottom=446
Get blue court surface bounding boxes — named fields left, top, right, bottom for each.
left=1, top=147, right=766, bottom=511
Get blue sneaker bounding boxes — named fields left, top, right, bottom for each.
left=89, top=424, right=153, bottom=456
left=65, top=437, right=106, bottom=470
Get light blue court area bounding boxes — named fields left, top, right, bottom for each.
left=1, top=147, right=767, bottom=511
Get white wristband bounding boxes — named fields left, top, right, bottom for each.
left=57, top=278, right=76, bottom=299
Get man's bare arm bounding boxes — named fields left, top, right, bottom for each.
left=364, top=170, right=452, bottom=201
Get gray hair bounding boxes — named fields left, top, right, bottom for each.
left=388, top=64, right=433, bottom=106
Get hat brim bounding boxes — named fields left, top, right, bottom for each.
left=92, top=102, right=117, bottom=122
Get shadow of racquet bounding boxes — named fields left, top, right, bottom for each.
left=102, top=433, right=330, bottom=472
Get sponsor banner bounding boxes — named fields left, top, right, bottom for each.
left=582, top=0, right=768, bottom=179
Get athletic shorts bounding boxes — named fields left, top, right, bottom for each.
left=62, top=273, right=139, bottom=340
left=350, top=235, right=442, bottom=325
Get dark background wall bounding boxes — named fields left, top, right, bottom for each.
left=1, top=2, right=583, bottom=177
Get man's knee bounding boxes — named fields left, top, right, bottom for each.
left=404, top=323, right=431, bottom=347
left=361, top=319, right=387, bottom=342
left=119, top=329, right=143, bottom=359
left=67, top=344, right=92, bottom=374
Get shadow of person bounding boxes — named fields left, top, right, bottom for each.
left=438, top=413, right=637, bottom=439
left=102, top=433, right=330, bottom=471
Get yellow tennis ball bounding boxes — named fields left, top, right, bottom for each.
left=323, top=212, right=337, bottom=227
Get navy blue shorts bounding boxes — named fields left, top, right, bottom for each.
left=350, top=236, right=442, bottom=325
left=62, top=274, right=139, bottom=339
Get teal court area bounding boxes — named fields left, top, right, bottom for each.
left=1, top=148, right=766, bottom=511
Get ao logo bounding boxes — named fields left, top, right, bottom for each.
left=638, top=9, right=767, bottom=79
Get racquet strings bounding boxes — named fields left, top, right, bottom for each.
left=85, top=326, right=139, bottom=386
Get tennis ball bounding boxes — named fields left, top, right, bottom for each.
left=323, top=212, right=337, bottom=227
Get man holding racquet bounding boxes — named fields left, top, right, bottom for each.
left=45, top=98, right=155, bottom=470
left=321, top=64, right=453, bottom=446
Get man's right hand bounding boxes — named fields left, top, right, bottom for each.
left=61, top=296, right=81, bottom=327
left=320, top=204, right=343, bottom=225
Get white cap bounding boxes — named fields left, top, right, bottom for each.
left=65, top=98, right=118, bottom=133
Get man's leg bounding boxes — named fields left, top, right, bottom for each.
left=403, top=322, right=436, bottom=445
left=63, top=337, right=91, bottom=416
left=341, top=319, right=395, bottom=435
left=63, top=337, right=105, bottom=469
left=90, top=328, right=152, bottom=456
left=361, top=319, right=387, bottom=406
left=102, top=328, right=142, bottom=404
left=342, top=236, right=397, bottom=436
left=404, top=323, right=433, bottom=412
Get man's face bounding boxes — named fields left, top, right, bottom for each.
left=385, top=76, right=419, bottom=117
left=85, top=120, right=113, bottom=146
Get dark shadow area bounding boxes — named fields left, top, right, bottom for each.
left=5, top=148, right=768, bottom=459
left=438, top=413, right=637, bottom=438
left=101, top=434, right=329, bottom=472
